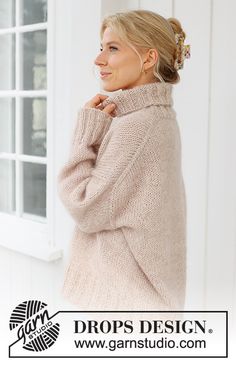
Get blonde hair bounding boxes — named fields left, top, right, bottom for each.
left=100, top=9, right=188, bottom=84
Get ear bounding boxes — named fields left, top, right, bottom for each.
left=143, top=49, right=158, bottom=71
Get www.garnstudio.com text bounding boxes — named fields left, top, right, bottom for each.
left=73, top=337, right=206, bottom=351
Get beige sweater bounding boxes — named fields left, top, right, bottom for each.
left=57, top=81, right=187, bottom=311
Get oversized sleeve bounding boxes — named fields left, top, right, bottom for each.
left=57, top=107, right=151, bottom=233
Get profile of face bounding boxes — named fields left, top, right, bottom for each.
left=94, top=27, right=158, bottom=91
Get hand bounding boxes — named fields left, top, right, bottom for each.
left=83, top=94, right=116, bottom=117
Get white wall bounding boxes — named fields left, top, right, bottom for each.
left=1, top=0, right=236, bottom=360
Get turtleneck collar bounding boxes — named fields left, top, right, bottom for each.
left=100, top=81, right=173, bottom=118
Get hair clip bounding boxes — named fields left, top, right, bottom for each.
left=174, top=33, right=191, bottom=70
left=184, top=44, right=191, bottom=59
left=175, top=33, right=184, bottom=44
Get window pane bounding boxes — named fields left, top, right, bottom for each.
left=22, top=162, right=46, bottom=217
left=20, top=0, right=47, bottom=25
left=0, top=34, right=15, bottom=90
left=0, top=0, right=15, bottom=28
left=0, top=98, right=15, bottom=153
left=0, top=159, right=16, bottom=214
left=20, top=30, right=47, bottom=90
left=22, top=97, right=46, bottom=156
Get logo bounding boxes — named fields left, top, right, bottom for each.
left=9, top=300, right=60, bottom=352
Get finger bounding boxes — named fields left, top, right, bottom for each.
left=95, top=104, right=116, bottom=112
left=102, top=103, right=116, bottom=115
left=85, top=94, right=109, bottom=108
left=92, top=94, right=109, bottom=105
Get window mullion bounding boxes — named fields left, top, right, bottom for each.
left=0, top=90, right=48, bottom=97
left=0, top=23, right=47, bottom=36
left=47, top=0, right=54, bottom=246
left=15, top=0, right=20, bottom=217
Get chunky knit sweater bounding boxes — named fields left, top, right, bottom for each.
left=57, top=81, right=187, bottom=311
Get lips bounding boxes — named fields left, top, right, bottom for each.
left=100, top=72, right=112, bottom=77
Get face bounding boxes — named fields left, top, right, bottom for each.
left=94, top=27, right=156, bottom=91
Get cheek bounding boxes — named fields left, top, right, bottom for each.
left=109, top=55, right=126, bottom=69
left=114, top=56, right=140, bottom=74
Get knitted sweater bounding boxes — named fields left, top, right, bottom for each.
left=57, top=81, right=187, bottom=311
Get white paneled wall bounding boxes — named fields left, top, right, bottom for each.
left=205, top=0, right=236, bottom=316
left=1, top=0, right=236, bottom=360
left=174, top=0, right=212, bottom=310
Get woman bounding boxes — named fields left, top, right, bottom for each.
left=57, top=10, right=190, bottom=311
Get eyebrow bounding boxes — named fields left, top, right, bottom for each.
left=100, top=41, right=121, bottom=47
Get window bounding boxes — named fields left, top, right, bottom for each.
left=0, top=0, right=62, bottom=261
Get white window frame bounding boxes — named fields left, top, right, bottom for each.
left=0, top=0, right=140, bottom=262
left=0, top=0, right=62, bottom=261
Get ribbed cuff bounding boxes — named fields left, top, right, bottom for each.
left=71, top=107, right=113, bottom=146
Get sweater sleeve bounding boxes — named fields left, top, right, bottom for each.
left=57, top=107, right=151, bottom=233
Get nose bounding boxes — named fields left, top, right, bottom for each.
left=94, top=51, right=107, bottom=66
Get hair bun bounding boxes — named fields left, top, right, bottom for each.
left=167, top=17, right=186, bottom=40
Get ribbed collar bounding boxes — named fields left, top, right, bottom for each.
left=100, top=81, right=173, bottom=117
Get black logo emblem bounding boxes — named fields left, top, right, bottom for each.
left=9, top=300, right=60, bottom=352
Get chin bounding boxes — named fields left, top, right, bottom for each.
left=101, top=83, right=121, bottom=92
left=105, top=83, right=134, bottom=91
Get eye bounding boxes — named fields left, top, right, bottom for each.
left=99, top=46, right=118, bottom=52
